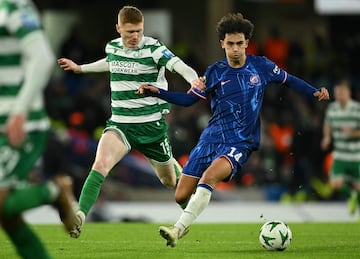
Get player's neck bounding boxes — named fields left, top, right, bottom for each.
left=339, top=100, right=349, bottom=109
left=228, top=56, right=246, bottom=68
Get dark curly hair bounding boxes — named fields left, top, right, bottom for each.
left=216, top=13, right=254, bottom=41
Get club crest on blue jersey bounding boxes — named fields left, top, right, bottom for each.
left=161, top=49, right=175, bottom=58
left=272, top=65, right=281, bottom=75
left=249, top=74, right=261, bottom=86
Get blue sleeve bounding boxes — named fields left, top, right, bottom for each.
left=285, top=74, right=319, bottom=96
left=148, top=88, right=200, bottom=107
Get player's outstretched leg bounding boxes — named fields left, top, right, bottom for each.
left=159, top=225, right=189, bottom=247
left=52, top=176, right=77, bottom=233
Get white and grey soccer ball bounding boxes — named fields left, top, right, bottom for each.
left=259, top=220, right=292, bottom=251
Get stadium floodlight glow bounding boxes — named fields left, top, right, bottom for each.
left=315, top=0, right=360, bottom=15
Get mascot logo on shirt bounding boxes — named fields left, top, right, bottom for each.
left=249, top=74, right=261, bottom=86
left=110, top=60, right=138, bottom=74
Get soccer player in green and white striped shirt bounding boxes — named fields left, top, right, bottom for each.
left=58, top=5, right=205, bottom=238
left=0, top=0, right=77, bottom=258
left=321, top=79, right=360, bottom=216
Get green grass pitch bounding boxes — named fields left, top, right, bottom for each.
left=1, top=222, right=359, bottom=258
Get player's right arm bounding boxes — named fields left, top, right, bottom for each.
left=57, top=57, right=108, bottom=73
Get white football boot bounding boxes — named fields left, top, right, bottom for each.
left=69, top=211, right=85, bottom=238
left=159, top=225, right=189, bottom=247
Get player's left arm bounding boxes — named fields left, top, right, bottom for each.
left=285, top=74, right=329, bottom=101
left=155, top=44, right=205, bottom=90
left=172, top=60, right=205, bottom=90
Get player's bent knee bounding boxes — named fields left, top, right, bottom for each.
left=174, top=192, right=190, bottom=205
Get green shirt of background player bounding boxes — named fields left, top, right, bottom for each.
left=321, top=79, right=360, bottom=216
left=0, top=0, right=77, bottom=258
left=58, top=5, right=205, bottom=238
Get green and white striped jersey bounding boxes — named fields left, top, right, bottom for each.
left=105, top=36, right=181, bottom=123
left=325, top=100, right=360, bottom=161
left=0, top=0, right=49, bottom=132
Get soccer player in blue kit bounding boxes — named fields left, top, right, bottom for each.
left=138, top=12, right=329, bottom=247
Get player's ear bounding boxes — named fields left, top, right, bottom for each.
left=244, top=39, right=249, bottom=48
left=116, top=24, right=121, bottom=34
left=220, top=40, right=225, bottom=49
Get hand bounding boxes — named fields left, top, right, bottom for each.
left=57, top=58, right=81, bottom=73
left=313, top=87, right=329, bottom=101
left=190, top=77, right=206, bottom=91
left=136, top=84, right=160, bottom=95
left=5, top=114, right=26, bottom=147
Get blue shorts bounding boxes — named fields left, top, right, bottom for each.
left=182, top=140, right=252, bottom=180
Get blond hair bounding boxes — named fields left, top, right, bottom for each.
left=118, top=5, right=144, bottom=25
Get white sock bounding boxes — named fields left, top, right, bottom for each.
left=174, top=186, right=212, bottom=230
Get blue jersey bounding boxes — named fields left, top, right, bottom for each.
left=153, top=54, right=318, bottom=178
left=192, top=55, right=287, bottom=151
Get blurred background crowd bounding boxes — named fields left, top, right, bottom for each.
left=31, top=0, right=360, bottom=203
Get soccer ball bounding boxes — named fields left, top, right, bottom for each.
left=259, top=220, right=292, bottom=251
